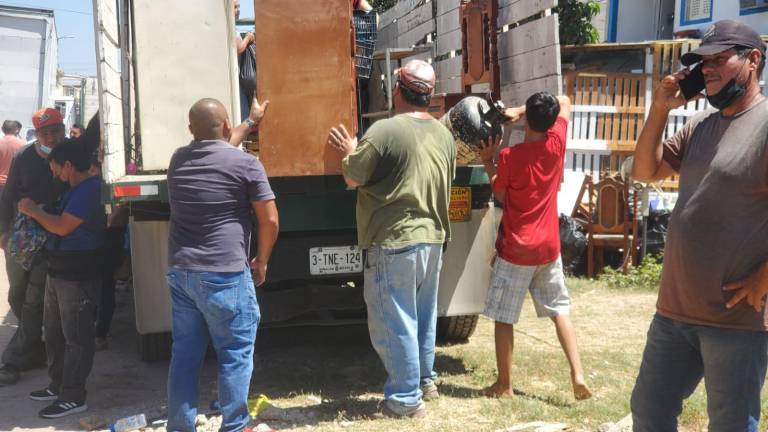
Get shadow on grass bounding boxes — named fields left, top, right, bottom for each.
left=249, top=325, right=479, bottom=427
left=434, top=352, right=470, bottom=376
left=434, top=382, right=572, bottom=409
left=512, top=388, right=573, bottom=408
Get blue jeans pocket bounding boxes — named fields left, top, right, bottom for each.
left=365, top=247, right=379, bottom=270
left=200, top=277, right=240, bottom=321
left=381, top=244, right=419, bottom=257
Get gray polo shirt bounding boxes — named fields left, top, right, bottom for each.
left=168, top=139, right=275, bottom=272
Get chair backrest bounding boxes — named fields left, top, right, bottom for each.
left=571, top=174, right=595, bottom=222
left=588, top=174, right=629, bottom=235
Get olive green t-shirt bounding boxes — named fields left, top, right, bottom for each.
left=342, top=114, right=456, bottom=249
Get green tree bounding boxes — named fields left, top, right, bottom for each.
left=370, top=0, right=396, bottom=13
left=555, top=0, right=601, bottom=45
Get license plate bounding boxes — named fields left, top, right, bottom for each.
left=309, top=246, right=363, bottom=275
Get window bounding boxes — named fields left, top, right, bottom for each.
left=680, top=0, right=713, bottom=25
left=740, top=0, right=768, bottom=16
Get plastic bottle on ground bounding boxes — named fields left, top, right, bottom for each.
left=110, top=413, right=147, bottom=432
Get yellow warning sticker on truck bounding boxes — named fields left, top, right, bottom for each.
left=449, top=187, right=472, bottom=222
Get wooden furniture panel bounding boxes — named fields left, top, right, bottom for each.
left=255, top=0, right=357, bottom=177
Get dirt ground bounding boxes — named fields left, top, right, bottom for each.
left=0, top=253, right=760, bottom=432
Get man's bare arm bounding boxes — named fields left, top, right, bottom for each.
left=229, top=97, right=269, bottom=146
left=632, top=107, right=679, bottom=182
left=342, top=175, right=360, bottom=188
left=556, top=95, right=572, bottom=120
left=724, top=260, right=768, bottom=312
left=632, top=70, right=691, bottom=182
left=327, top=124, right=363, bottom=188
left=250, top=199, right=279, bottom=286
left=18, top=199, right=83, bottom=237
left=236, top=32, right=253, bottom=55
left=477, top=135, right=505, bottom=204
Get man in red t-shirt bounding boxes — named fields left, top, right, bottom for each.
left=478, top=92, right=592, bottom=400
left=0, top=120, right=24, bottom=193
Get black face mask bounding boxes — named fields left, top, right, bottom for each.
left=706, top=59, right=748, bottom=110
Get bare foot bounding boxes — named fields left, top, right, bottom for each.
left=482, top=382, right=514, bottom=398
left=572, top=374, right=593, bottom=401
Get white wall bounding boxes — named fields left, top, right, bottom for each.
left=82, top=77, right=99, bottom=123
left=0, top=7, right=58, bottom=138
left=615, top=0, right=662, bottom=42
left=42, top=13, right=57, bottom=110
left=593, top=0, right=673, bottom=43
left=674, top=0, right=768, bottom=34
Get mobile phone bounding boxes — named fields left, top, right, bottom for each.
left=678, top=64, right=705, bottom=100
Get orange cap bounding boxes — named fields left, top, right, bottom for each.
left=32, top=108, right=63, bottom=130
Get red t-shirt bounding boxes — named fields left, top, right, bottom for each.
left=493, top=116, right=567, bottom=266
left=0, top=135, right=23, bottom=185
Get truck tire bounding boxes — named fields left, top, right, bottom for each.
left=436, top=315, right=479, bottom=344
left=137, top=332, right=172, bottom=362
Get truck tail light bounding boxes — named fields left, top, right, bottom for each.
left=114, top=185, right=159, bottom=197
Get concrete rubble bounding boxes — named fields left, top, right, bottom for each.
left=598, top=414, right=633, bottom=432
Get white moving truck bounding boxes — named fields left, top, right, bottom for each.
left=93, top=0, right=496, bottom=360
left=0, top=5, right=58, bottom=139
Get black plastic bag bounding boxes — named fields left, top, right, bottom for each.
left=644, top=209, right=671, bottom=255
left=559, top=214, right=587, bottom=275
left=239, top=42, right=257, bottom=100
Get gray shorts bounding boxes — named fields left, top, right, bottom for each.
left=483, top=255, right=571, bottom=324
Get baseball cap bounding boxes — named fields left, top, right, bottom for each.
left=32, top=108, right=63, bottom=130
left=396, top=60, right=436, bottom=95
left=681, top=20, right=767, bottom=66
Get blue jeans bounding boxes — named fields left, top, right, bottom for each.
left=631, top=314, right=768, bottom=432
left=364, top=243, right=443, bottom=407
left=166, top=267, right=260, bottom=432
left=239, top=90, right=250, bottom=122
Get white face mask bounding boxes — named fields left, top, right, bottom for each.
left=37, top=143, right=52, bottom=155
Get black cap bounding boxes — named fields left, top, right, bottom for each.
left=681, top=20, right=766, bottom=66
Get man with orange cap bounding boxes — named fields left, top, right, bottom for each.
left=328, top=60, right=455, bottom=418
left=0, top=108, right=67, bottom=386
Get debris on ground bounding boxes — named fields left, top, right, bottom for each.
left=248, top=394, right=274, bottom=417
left=110, top=413, right=148, bottom=432
left=598, top=413, right=632, bottom=432
left=257, top=404, right=289, bottom=422
left=253, top=423, right=278, bottom=432
left=496, top=422, right=570, bottom=432
left=195, top=414, right=208, bottom=427
left=79, top=415, right=106, bottom=431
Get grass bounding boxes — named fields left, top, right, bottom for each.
left=246, top=278, right=766, bottom=431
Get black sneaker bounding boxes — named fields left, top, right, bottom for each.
left=0, top=364, right=20, bottom=386
left=30, top=388, right=58, bottom=401
left=39, top=400, right=88, bottom=418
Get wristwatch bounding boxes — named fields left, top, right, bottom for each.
left=244, top=118, right=257, bottom=129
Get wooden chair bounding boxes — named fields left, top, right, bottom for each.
left=570, top=174, right=596, bottom=224
left=585, top=174, right=638, bottom=278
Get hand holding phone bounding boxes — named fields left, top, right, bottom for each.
left=678, top=64, right=705, bottom=101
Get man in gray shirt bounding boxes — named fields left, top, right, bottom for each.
left=630, top=20, right=767, bottom=431
left=166, top=97, right=278, bottom=432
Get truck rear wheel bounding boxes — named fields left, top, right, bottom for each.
left=137, top=332, right=172, bottom=362
left=436, top=315, right=479, bottom=343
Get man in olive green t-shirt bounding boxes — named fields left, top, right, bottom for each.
left=328, top=60, right=455, bottom=419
